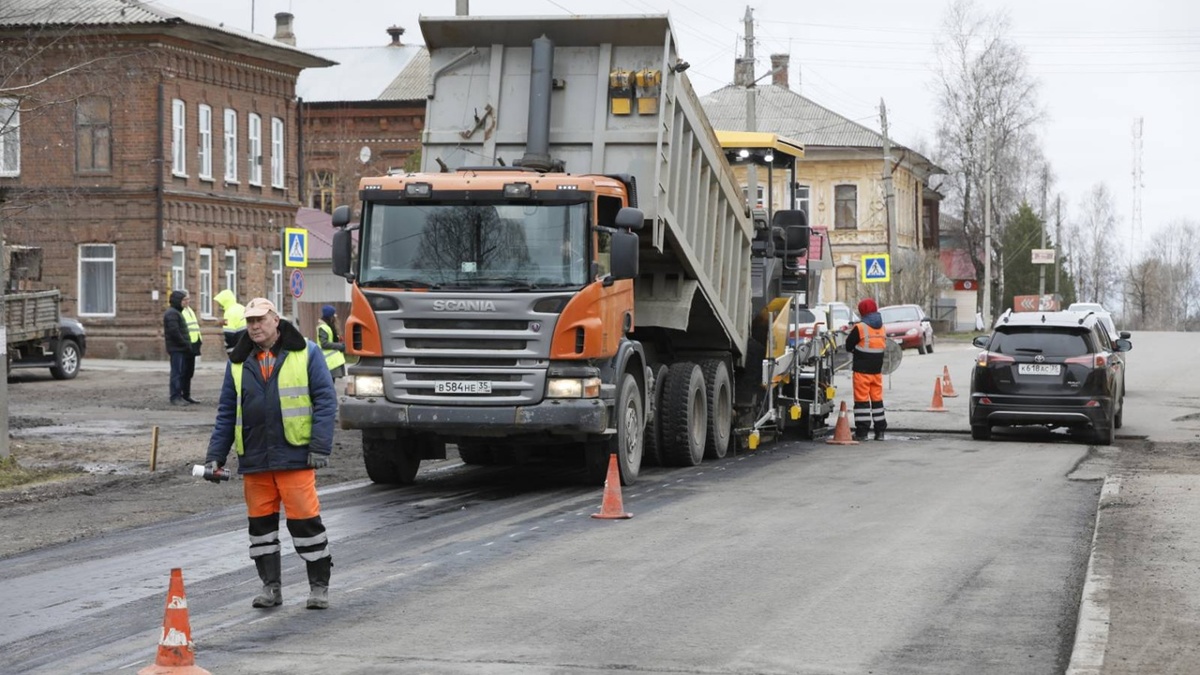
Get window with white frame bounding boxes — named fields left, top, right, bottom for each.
left=248, top=113, right=262, bottom=185
left=0, top=97, right=20, bottom=176
left=171, top=246, right=186, bottom=293
left=79, top=244, right=116, bottom=316
left=270, top=251, right=283, bottom=309
left=198, top=247, right=213, bottom=317
left=198, top=104, right=212, bottom=180
left=270, top=117, right=285, bottom=188
left=223, top=108, right=238, bottom=182
left=171, top=99, right=186, bottom=176
left=224, top=249, right=237, bottom=300
left=741, top=184, right=765, bottom=209
left=795, top=184, right=811, bottom=222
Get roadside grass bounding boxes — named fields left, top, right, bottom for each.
left=0, top=454, right=84, bottom=490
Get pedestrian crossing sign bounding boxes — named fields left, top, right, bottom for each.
left=284, top=228, right=308, bottom=268
left=861, top=253, right=890, bottom=283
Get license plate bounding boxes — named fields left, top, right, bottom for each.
left=1018, top=364, right=1061, bottom=376
left=435, top=380, right=492, bottom=394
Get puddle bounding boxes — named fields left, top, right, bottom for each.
left=10, top=420, right=146, bottom=439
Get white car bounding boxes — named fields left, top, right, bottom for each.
left=817, top=301, right=858, bottom=334
left=1067, top=302, right=1127, bottom=344
left=787, top=307, right=830, bottom=348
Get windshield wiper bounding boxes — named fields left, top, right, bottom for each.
left=362, top=278, right=442, bottom=290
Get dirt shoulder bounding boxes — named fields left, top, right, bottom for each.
left=1, top=358, right=369, bottom=559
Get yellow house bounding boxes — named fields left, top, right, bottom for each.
left=702, top=54, right=945, bottom=306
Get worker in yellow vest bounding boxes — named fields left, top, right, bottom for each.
left=317, top=305, right=347, bottom=379
left=180, top=293, right=203, bottom=404
left=214, top=289, right=246, bottom=354
left=203, top=297, right=338, bottom=610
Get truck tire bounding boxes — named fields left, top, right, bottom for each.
left=585, top=371, right=645, bottom=486
left=700, top=359, right=732, bottom=459
left=642, top=364, right=669, bottom=467
left=661, top=362, right=706, bottom=467
left=362, top=432, right=421, bottom=485
left=50, top=338, right=81, bottom=380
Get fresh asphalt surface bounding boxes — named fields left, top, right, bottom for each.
left=27, top=333, right=1200, bottom=673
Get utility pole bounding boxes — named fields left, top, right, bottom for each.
left=1039, top=165, right=1048, bottom=300
left=1054, top=195, right=1061, bottom=295
left=983, top=133, right=993, bottom=323
left=0, top=231, right=8, bottom=459
left=742, top=7, right=758, bottom=212
left=880, top=99, right=897, bottom=262
left=456, top=0, right=470, bottom=15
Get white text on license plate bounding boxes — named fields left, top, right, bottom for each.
left=435, top=380, right=492, bottom=394
left=1018, top=364, right=1061, bottom=376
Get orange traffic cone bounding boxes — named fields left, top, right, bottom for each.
left=926, top=377, right=948, bottom=412
left=941, top=366, right=959, bottom=397
left=138, top=568, right=212, bottom=675
left=591, top=453, right=632, bottom=519
left=826, top=401, right=860, bottom=445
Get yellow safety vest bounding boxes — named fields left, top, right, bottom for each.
left=181, top=306, right=202, bottom=345
left=230, top=345, right=313, bottom=454
left=317, top=322, right=346, bottom=372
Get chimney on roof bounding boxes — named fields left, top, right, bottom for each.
left=770, top=54, right=789, bottom=89
left=273, top=12, right=296, bottom=46
left=734, top=58, right=753, bottom=87
left=387, top=26, right=405, bottom=46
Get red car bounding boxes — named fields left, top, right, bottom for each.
left=878, top=304, right=935, bottom=354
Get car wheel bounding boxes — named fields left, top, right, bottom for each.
left=926, top=333, right=934, bottom=354
left=971, top=424, right=991, bottom=441
left=1114, top=395, right=1124, bottom=430
left=50, top=339, right=81, bottom=380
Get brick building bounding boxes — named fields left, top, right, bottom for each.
left=295, top=22, right=428, bottom=217
left=0, top=0, right=333, bottom=359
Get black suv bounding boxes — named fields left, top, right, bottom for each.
left=969, top=310, right=1132, bottom=445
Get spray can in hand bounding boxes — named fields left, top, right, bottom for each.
left=192, top=464, right=231, bottom=482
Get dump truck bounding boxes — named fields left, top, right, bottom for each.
left=330, top=14, right=835, bottom=485
left=4, top=245, right=86, bottom=379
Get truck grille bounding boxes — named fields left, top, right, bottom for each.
left=376, top=295, right=564, bottom=405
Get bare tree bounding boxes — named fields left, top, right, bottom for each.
left=930, top=0, right=1044, bottom=313
left=1066, top=183, right=1120, bottom=307
left=1135, top=219, right=1200, bottom=330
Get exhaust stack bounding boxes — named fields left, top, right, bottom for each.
left=515, top=35, right=556, bottom=172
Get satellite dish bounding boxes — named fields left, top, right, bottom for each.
left=881, top=339, right=903, bottom=375
left=359, top=146, right=372, bottom=164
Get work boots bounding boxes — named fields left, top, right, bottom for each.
left=874, top=429, right=886, bottom=441
left=854, top=426, right=870, bottom=442
left=305, top=556, right=333, bottom=610
left=251, top=553, right=282, bottom=608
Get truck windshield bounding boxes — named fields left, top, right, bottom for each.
left=359, top=202, right=591, bottom=289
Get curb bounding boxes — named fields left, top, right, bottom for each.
left=1066, top=474, right=1118, bottom=674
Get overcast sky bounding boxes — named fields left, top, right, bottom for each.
left=161, top=0, right=1199, bottom=254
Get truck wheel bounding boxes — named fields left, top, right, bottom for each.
left=661, top=362, right=706, bottom=467
left=642, top=364, right=669, bottom=466
left=362, top=433, right=421, bottom=485
left=700, top=359, right=732, bottom=459
left=590, top=372, right=645, bottom=484
left=50, top=339, right=81, bottom=380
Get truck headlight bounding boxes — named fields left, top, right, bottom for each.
left=547, top=377, right=601, bottom=399
left=349, top=375, right=385, bottom=397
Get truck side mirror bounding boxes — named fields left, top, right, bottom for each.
left=608, top=229, right=639, bottom=281
left=614, top=206, right=644, bottom=231
left=331, top=205, right=351, bottom=229
left=332, top=229, right=354, bottom=281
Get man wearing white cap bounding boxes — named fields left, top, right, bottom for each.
left=203, top=297, right=338, bottom=609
